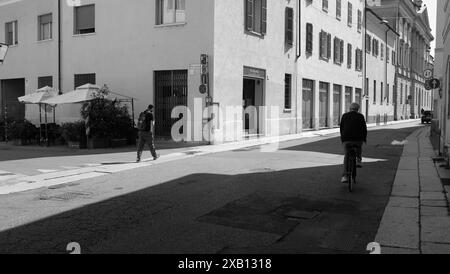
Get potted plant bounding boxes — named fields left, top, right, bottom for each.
left=9, top=120, right=38, bottom=146
left=61, top=121, right=87, bottom=149
left=81, top=85, right=134, bottom=149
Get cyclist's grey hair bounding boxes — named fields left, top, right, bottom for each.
left=350, top=103, right=360, bottom=112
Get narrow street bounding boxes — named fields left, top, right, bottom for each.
left=0, top=122, right=427, bottom=254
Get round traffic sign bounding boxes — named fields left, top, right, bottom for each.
left=423, top=69, right=433, bottom=79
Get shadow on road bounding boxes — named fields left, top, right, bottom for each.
left=0, top=126, right=420, bottom=254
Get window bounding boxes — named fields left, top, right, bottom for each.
left=392, top=50, right=396, bottom=66
left=74, top=73, right=96, bottom=89
left=365, top=34, right=371, bottom=53
left=336, top=0, right=342, bottom=20
left=365, top=78, right=369, bottom=96
left=320, top=31, right=331, bottom=60
left=381, top=43, right=384, bottom=60
left=333, top=37, right=344, bottom=65
left=38, top=14, right=52, bottom=41
left=373, top=80, right=377, bottom=104
left=387, top=84, right=390, bottom=104
left=347, top=44, right=352, bottom=68
left=381, top=82, right=384, bottom=104
left=323, top=0, right=329, bottom=12
left=245, top=0, right=267, bottom=36
left=156, top=0, right=186, bottom=25
left=38, top=76, right=53, bottom=89
left=306, top=23, right=313, bottom=54
left=5, top=21, right=18, bottom=45
left=285, top=7, right=294, bottom=48
left=74, top=4, right=95, bottom=34
left=347, top=2, right=353, bottom=27
left=357, top=10, right=362, bottom=32
left=400, top=84, right=403, bottom=104
left=355, top=48, right=362, bottom=71
left=285, top=74, right=292, bottom=110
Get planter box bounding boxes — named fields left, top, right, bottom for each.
left=111, top=138, right=127, bottom=148
left=88, top=138, right=109, bottom=149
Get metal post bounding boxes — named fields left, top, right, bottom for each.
left=39, top=103, right=42, bottom=145
left=45, top=104, right=49, bottom=147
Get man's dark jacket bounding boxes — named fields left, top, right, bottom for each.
left=340, top=111, right=367, bottom=143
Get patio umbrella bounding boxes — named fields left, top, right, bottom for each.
left=18, top=86, right=58, bottom=145
left=43, top=84, right=105, bottom=105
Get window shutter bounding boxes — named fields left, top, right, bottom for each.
left=334, top=37, right=339, bottom=63
left=340, top=40, right=344, bottom=64
left=76, top=5, right=95, bottom=31
left=285, top=8, right=293, bottom=47
left=261, top=0, right=267, bottom=35
left=320, top=31, right=325, bottom=58
left=246, top=0, right=253, bottom=31
left=306, top=23, right=313, bottom=54
left=327, top=33, right=331, bottom=59
left=347, top=44, right=352, bottom=68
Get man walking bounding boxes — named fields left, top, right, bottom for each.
left=136, top=105, right=159, bottom=163
left=340, top=103, right=367, bottom=183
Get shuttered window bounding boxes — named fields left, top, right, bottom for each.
left=320, top=31, right=332, bottom=60
left=336, top=0, right=341, bottom=19
left=347, top=44, right=352, bottom=68
left=74, top=74, right=96, bottom=89
left=285, top=74, right=292, bottom=110
left=347, top=2, right=352, bottom=27
left=306, top=23, right=313, bottom=54
left=285, top=7, right=294, bottom=47
left=365, top=34, right=371, bottom=53
left=38, top=76, right=53, bottom=89
left=245, top=0, right=267, bottom=36
left=357, top=10, right=362, bottom=32
left=323, top=0, right=329, bottom=11
left=74, top=5, right=95, bottom=35
left=327, top=33, right=331, bottom=59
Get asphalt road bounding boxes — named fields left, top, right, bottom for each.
left=0, top=124, right=421, bottom=254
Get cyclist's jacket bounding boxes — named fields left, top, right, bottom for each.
left=340, top=111, right=367, bottom=143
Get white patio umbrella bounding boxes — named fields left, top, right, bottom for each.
left=43, top=84, right=105, bottom=105
left=18, top=86, right=58, bottom=145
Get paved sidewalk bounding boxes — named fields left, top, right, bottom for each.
left=375, top=127, right=450, bottom=254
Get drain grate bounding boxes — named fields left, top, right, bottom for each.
left=39, top=191, right=92, bottom=201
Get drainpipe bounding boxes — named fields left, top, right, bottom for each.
left=58, top=0, right=62, bottom=95
left=363, top=0, right=367, bottom=121
left=295, top=0, right=301, bottom=133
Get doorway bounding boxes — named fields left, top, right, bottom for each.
left=243, top=78, right=264, bottom=136
left=1, top=78, right=25, bottom=121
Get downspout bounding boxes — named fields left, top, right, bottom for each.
left=363, top=0, right=367, bottom=120
left=295, top=0, right=301, bottom=133
left=58, top=0, right=62, bottom=95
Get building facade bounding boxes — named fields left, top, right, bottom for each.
left=0, top=0, right=435, bottom=144
left=372, top=0, right=434, bottom=121
left=435, top=0, right=450, bottom=155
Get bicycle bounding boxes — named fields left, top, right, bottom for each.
left=346, top=144, right=358, bottom=193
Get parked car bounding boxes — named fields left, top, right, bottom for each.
left=421, top=111, right=433, bottom=124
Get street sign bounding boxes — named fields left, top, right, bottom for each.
left=429, top=78, right=441, bottom=89
left=0, top=43, right=8, bottom=63
left=423, top=69, right=433, bottom=79
left=199, top=84, right=207, bottom=95
left=425, top=81, right=432, bottom=90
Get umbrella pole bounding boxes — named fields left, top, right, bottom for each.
left=39, top=103, right=42, bottom=146
left=45, top=105, right=49, bottom=147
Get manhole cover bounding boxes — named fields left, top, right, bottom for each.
left=284, top=210, right=321, bottom=220
left=39, top=191, right=92, bottom=201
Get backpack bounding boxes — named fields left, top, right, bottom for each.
left=137, top=112, right=148, bottom=131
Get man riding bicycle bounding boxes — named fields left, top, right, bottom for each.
left=340, top=103, right=367, bottom=184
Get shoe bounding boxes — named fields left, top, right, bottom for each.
left=341, top=176, right=349, bottom=184
left=136, top=158, right=141, bottom=163
left=153, top=155, right=160, bottom=161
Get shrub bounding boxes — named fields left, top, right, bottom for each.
left=8, top=120, right=38, bottom=144
left=61, top=121, right=86, bottom=143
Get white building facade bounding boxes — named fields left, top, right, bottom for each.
left=0, top=0, right=433, bottom=144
